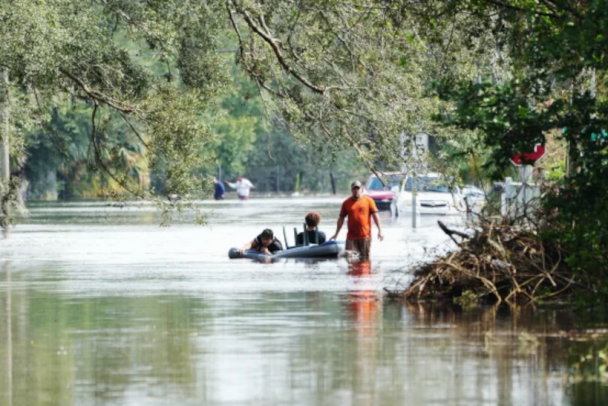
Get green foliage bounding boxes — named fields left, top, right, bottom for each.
left=204, top=66, right=264, bottom=176
left=227, top=0, right=450, bottom=171
left=25, top=101, right=94, bottom=199
left=244, top=119, right=367, bottom=193
left=143, top=86, right=211, bottom=198
left=0, top=177, right=24, bottom=227
left=453, top=290, right=479, bottom=309
left=3, top=1, right=551, bottom=222
left=433, top=79, right=551, bottom=179
left=1, top=0, right=230, bottom=213
left=424, top=0, right=608, bottom=299
left=24, top=98, right=152, bottom=199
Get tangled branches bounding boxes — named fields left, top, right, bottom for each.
left=395, top=217, right=581, bottom=305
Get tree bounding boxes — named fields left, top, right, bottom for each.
left=24, top=100, right=150, bottom=199
left=225, top=0, right=451, bottom=173
left=416, top=0, right=608, bottom=290
left=0, top=0, right=230, bottom=224
left=1, top=1, right=507, bottom=224
left=244, top=117, right=368, bottom=193
left=205, top=66, right=265, bottom=178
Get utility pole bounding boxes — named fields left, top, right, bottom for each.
left=400, top=132, right=421, bottom=228
left=275, top=165, right=280, bottom=193
left=411, top=135, right=418, bottom=228
left=0, top=70, right=10, bottom=233
left=0, top=70, right=8, bottom=185
left=519, top=164, right=531, bottom=216
left=412, top=171, right=417, bottom=228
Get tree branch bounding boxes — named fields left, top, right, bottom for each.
left=226, top=1, right=245, bottom=61
left=60, top=68, right=136, bottom=113
left=235, top=4, right=327, bottom=94
left=483, top=0, right=559, bottom=19
left=90, top=103, right=143, bottom=198
left=118, top=111, right=149, bottom=149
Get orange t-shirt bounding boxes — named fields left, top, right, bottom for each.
left=339, top=196, right=378, bottom=240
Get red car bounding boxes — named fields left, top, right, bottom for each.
left=364, top=172, right=404, bottom=211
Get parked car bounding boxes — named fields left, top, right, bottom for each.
left=364, top=172, right=403, bottom=211
left=391, top=173, right=465, bottom=216
left=461, top=184, right=486, bottom=211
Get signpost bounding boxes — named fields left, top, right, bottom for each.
left=509, top=143, right=546, bottom=216
left=510, top=143, right=546, bottom=166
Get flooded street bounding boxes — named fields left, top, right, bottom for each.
left=1, top=198, right=607, bottom=406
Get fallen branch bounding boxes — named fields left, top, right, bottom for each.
left=399, top=216, right=579, bottom=304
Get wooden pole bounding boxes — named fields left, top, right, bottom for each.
left=329, top=172, right=336, bottom=195
left=0, top=70, right=9, bottom=233
left=0, top=70, right=8, bottom=184
left=412, top=172, right=417, bottom=228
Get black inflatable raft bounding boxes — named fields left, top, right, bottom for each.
left=228, top=240, right=345, bottom=260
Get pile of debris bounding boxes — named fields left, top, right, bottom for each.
left=394, top=218, right=578, bottom=304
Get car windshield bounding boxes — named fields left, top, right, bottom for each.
left=463, top=186, right=484, bottom=196
left=404, top=176, right=452, bottom=193
left=367, top=175, right=401, bottom=191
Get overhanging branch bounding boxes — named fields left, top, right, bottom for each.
left=90, top=103, right=144, bottom=198
left=234, top=4, right=327, bottom=94
left=483, top=0, right=559, bottom=19
left=60, top=68, right=137, bottom=114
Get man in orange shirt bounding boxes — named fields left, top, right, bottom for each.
left=329, top=180, right=384, bottom=258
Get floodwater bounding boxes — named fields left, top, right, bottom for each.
left=1, top=197, right=607, bottom=406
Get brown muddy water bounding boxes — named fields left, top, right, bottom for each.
left=1, top=198, right=607, bottom=406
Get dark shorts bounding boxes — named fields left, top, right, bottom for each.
left=346, top=238, right=372, bottom=259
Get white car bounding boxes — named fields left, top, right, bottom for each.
left=461, top=184, right=487, bottom=212
left=391, top=173, right=465, bottom=216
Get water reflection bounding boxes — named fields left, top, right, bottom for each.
left=3, top=261, right=12, bottom=406
left=1, top=200, right=608, bottom=405
left=2, top=273, right=608, bottom=405
left=0, top=275, right=209, bottom=405
left=347, top=260, right=379, bottom=333
left=346, top=260, right=381, bottom=406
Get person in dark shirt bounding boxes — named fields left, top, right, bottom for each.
left=296, top=212, right=327, bottom=245
left=213, top=177, right=225, bottom=200
left=238, top=228, right=284, bottom=255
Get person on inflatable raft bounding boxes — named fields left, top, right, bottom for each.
left=238, top=229, right=284, bottom=256
left=296, top=212, right=327, bottom=246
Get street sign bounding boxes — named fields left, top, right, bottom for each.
left=510, top=143, right=546, bottom=166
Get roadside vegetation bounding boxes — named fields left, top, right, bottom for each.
left=409, top=1, right=608, bottom=305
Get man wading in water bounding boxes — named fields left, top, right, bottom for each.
left=329, top=180, right=384, bottom=259
left=227, top=175, right=254, bottom=200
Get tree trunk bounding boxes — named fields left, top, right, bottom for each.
left=1, top=70, right=10, bottom=232
left=0, top=70, right=8, bottom=183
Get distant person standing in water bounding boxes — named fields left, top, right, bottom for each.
left=329, top=180, right=384, bottom=259
left=213, top=177, right=225, bottom=200
left=227, top=175, right=254, bottom=200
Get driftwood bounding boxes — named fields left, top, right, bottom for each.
left=398, top=217, right=577, bottom=305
